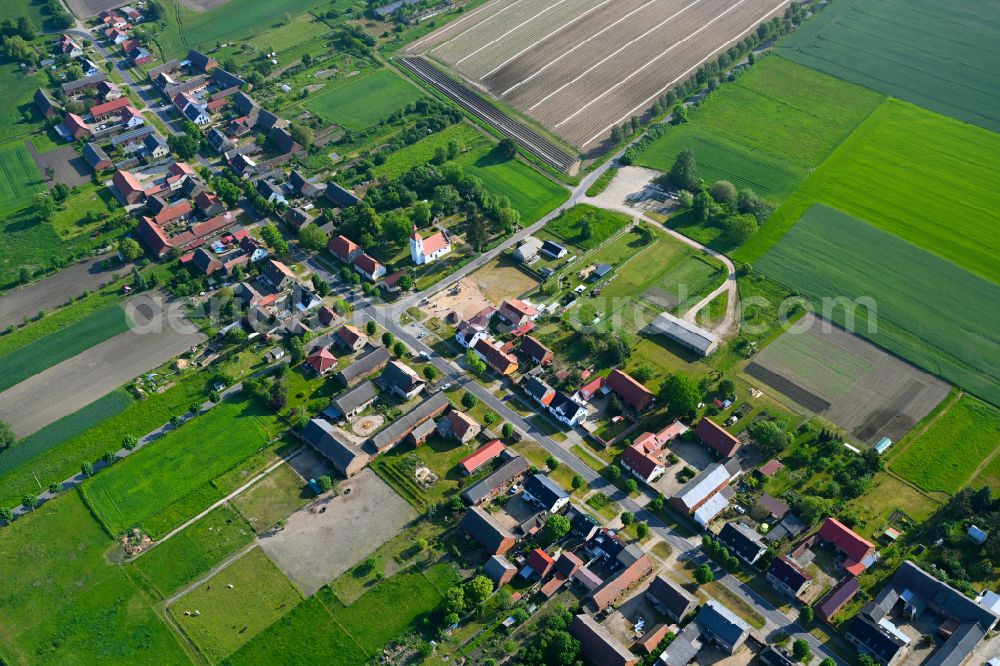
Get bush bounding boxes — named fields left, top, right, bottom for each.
left=316, top=475, right=333, bottom=492
left=461, top=392, right=478, bottom=409
left=625, top=479, right=638, bottom=493
left=620, top=511, right=634, bottom=526
left=694, top=564, right=714, bottom=584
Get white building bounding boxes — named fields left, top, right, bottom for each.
left=410, top=228, right=451, bottom=265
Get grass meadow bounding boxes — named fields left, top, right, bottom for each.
left=224, top=562, right=458, bottom=665
left=372, top=122, right=485, bottom=180
left=0, top=63, right=48, bottom=145
left=0, top=303, right=129, bottom=392
left=169, top=547, right=302, bottom=663
left=545, top=204, right=631, bottom=250
left=0, top=367, right=212, bottom=510
left=154, top=0, right=346, bottom=57
left=755, top=204, right=1000, bottom=406
left=81, top=397, right=280, bottom=537
left=457, top=147, right=568, bottom=223
left=0, top=141, right=44, bottom=212
left=890, top=396, right=1000, bottom=495
left=737, top=99, right=1000, bottom=284
left=306, top=68, right=426, bottom=131
left=779, top=0, right=1000, bottom=134
left=635, top=56, right=882, bottom=201
left=131, top=505, right=255, bottom=598
left=0, top=491, right=188, bottom=665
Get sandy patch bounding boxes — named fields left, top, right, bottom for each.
left=422, top=277, right=494, bottom=323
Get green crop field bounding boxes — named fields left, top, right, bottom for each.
left=635, top=56, right=882, bottom=201
left=225, top=563, right=458, bottom=665
left=372, top=122, right=486, bottom=180
left=169, top=547, right=301, bottom=663
left=891, top=396, right=1000, bottom=495
left=0, top=303, right=129, bottom=393
left=546, top=204, right=631, bottom=249
left=0, top=140, right=44, bottom=212
left=306, top=68, right=426, bottom=131
left=737, top=100, right=1000, bottom=284
left=0, top=286, right=122, bottom=358
left=0, top=0, right=46, bottom=28
left=80, top=397, right=280, bottom=537
left=0, top=390, right=133, bottom=476
left=0, top=492, right=188, bottom=665
left=132, top=505, right=255, bottom=598
left=779, top=0, right=1000, bottom=134
left=154, top=0, right=344, bottom=57
left=457, top=148, right=568, bottom=223
left=0, top=370, right=211, bottom=509
left=755, top=205, right=1000, bottom=406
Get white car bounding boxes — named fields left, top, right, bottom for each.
left=440, top=382, right=452, bottom=391
left=418, top=351, right=430, bottom=360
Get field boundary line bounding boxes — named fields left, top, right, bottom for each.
left=885, top=390, right=961, bottom=467
left=313, top=590, right=369, bottom=655
left=412, top=0, right=521, bottom=52
left=455, top=0, right=572, bottom=66
left=135, top=445, right=304, bottom=557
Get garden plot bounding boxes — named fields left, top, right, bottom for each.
left=418, top=0, right=790, bottom=148
left=746, top=313, right=950, bottom=446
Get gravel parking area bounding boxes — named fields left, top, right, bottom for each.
left=259, top=469, right=417, bottom=596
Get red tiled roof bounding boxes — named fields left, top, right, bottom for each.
left=818, top=518, right=875, bottom=564
left=473, top=337, right=518, bottom=374
left=153, top=201, right=193, bottom=226
left=328, top=235, right=359, bottom=262
left=445, top=410, right=479, bottom=439
left=352, top=253, right=382, bottom=276
left=577, top=376, right=605, bottom=400
left=694, top=417, right=741, bottom=457
left=336, top=325, right=363, bottom=347
left=460, top=439, right=505, bottom=475
left=63, top=112, right=90, bottom=136
left=195, top=190, right=220, bottom=209
left=759, top=459, right=785, bottom=477
left=620, top=444, right=662, bottom=481
left=526, top=548, right=555, bottom=577
left=90, top=96, right=130, bottom=118
left=113, top=169, right=144, bottom=195
left=305, top=348, right=337, bottom=374
left=414, top=229, right=449, bottom=254
left=606, top=369, right=654, bottom=412
left=500, top=298, right=538, bottom=321
left=170, top=161, right=196, bottom=177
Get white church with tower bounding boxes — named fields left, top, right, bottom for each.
left=410, top=227, right=452, bottom=265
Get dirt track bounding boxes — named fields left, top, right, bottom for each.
left=0, top=254, right=125, bottom=329
left=418, top=0, right=789, bottom=148
left=0, top=293, right=204, bottom=437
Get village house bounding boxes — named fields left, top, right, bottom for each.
left=459, top=439, right=505, bottom=476
left=34, top=88, right=59, bottom=118
left=333, top=324, right=366, bottom=353
left=670, top=459, right=741, bottom=527
left=523, top=376, right=556, bottom=407
left=694, top=417, right=742, bottom=458
left=365, top=392, right=449, bottom=456
left=817, top=517, right=877, bottom=576
left=461, top=507, right=516, bottom=556
left=647, top=574, right=698, bottom=622
left=329, top=381, right=377, bottom=421
left=377, top=360, right=424, bottom=399
left=82, top=142, right=112, bottom=171
left=352, top=253, right=386, bottom=282
left=586, top=530, right=654, bottom=611
left=484, top=555, right=517, bottom=588
left=548, top=390, right=588, bottom=427
left=606, top=369, right=654, bottom=412
left=461, top=451, right=529, bottom=505
left=329, top=235, right=363, bottom=265
left=569, top=615, right=638, bottom=666
left=303, top=418, right=369, bottom=478
left=497, top=298, right=539, bottom=327
left=767, top=555, right=812, bottom=598
left=305, top=348, right=338, bottom=375
left=521, top=473, right=569, bottom=513
left=519, top=335, right=553, bottom=365
left=472, top=337, right=518, bottom=376
left=437, top=410, right=481, bottom=444
left=718, top=521, right=767, bottom=565
left=261, top=259, right=295, bottom=289
left=619, top=421, right=688, bottom=484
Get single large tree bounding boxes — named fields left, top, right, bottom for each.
left=0, top=419, right=14, bottom=450
left=668, top=148, right=701, bottom=190
left=660, top=373, right=701, bottom=418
